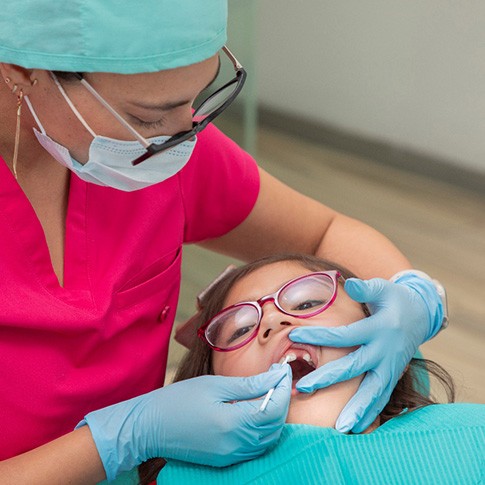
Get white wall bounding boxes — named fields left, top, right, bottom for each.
left=255, top=1, right=485, bottom=174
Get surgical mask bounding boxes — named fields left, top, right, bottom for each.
left=24, top=76, right=197, bottom=192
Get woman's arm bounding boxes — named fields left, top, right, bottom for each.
left=1, top=368, right=291, bottom=484
left=201, top=167, right=411, bottom=277
left=0, top=427, right=106, bottom=485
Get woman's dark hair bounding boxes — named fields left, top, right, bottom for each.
left=139, top=253, right=455, bottom=484
left=51, top=71, right=82, bottom=82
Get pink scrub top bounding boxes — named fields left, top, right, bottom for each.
left=0, top=123, right=260, bottom=460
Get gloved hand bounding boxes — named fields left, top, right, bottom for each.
left=79, top=365, right=291, bottom=481
left=289, top=274, right=443, bottom=434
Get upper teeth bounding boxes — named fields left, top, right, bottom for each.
left=278, top=352, right=316, bottom=368
left=279, top=353, right=296, bottom=364
left=303, top=353, right=316, bottom=368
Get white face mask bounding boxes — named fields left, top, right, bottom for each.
left=24, top=75, right=197, bottom=192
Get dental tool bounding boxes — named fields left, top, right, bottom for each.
left=259, top=354, right=295, bottom=412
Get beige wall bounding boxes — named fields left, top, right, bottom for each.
left=255, top=1, right=485, bottom=174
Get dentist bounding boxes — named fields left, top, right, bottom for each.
left=0, top=1, right=446, bottom=483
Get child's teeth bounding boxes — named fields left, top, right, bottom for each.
left=303, top=353, right=315, bottom=367
left=279, top=353, right=296, bottom=364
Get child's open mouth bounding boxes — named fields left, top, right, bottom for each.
left=277, top=346, right=318, bottom=395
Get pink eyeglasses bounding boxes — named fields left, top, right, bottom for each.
left=198, top=271, right=341, bottom=352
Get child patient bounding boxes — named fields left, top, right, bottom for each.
left=178, top=253, right=453, bottom=426
left=140, top=254, right=485, bottom=484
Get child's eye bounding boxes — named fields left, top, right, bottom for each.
left=226, top=325, right=254, bottom=345
left=294, top=300, right=324, bottom=311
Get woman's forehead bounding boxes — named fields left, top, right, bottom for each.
left=85, top=54, right=219, bottom=103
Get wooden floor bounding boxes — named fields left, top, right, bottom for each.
left=167, top=120, right=485, bottom=404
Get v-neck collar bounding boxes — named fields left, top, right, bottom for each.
left=0, top=156, right=95, bottom=308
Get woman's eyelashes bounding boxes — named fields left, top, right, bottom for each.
left=129, top=115, right=167, bottom=130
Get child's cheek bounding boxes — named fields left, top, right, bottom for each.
left=212, top=352, right=261, bottom=377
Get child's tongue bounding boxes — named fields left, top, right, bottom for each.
left=289, top=359, right=315, bottom=397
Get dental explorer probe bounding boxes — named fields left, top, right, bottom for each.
left=259, top=354, right=293, bottom=412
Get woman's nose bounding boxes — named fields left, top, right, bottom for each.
left=257, top=301, right=300, bottom=342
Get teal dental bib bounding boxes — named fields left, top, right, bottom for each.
left=158, top=404, right=485, bottom=484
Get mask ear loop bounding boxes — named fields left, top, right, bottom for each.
left=12, top=90, right=24, bottom=179
left=24, top=95, right=45, bottom=134
left=49, top=72, right=97, bottom=138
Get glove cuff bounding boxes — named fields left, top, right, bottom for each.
left=77, top=397, right=146, bottom=482
left=390, top=270, right=448, bottom=340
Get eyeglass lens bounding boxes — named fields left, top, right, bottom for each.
left=194, top=79, right=239, bottom=119
left=205, top=305, right=259, bottom=349
left=205, top=273, right=336, bottom=350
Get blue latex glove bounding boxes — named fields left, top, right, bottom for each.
left=78, top=365, right=291, bottom=481
left=289, top=274, right=443, bottom=434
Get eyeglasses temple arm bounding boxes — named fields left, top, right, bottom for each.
left=222, top=45, right=243, bottom=70
left=79, top=78, right=151, bottom=148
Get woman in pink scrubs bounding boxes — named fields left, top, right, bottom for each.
left=0, top=1, right=446, bottom=483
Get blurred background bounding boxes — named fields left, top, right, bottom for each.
left=167, top=1, right=485, bottom=404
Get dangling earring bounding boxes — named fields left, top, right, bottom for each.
left=12, top=89, right=24, bottom=180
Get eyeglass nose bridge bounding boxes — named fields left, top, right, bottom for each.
left=257, top=291, right=282, bottom=309
left=255, top=291, right=288, bottom=320
left=251, top=294, right=290, bottom=340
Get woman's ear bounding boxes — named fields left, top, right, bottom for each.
left=0, top=63, right=39, bottom=96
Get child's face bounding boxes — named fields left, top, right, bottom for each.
left=211, top=261, right=367, bottom=428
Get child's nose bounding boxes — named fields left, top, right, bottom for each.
left=258, top=300, right=300, bottom=341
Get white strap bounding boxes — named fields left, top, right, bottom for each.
left=50, top=72, right=97, bottom=138
left=79, top=78, right=150, bottom=148
left=24, top=96, right=45, bottom=134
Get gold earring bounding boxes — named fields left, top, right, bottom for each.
left=30, top=78, right=38, bottom=87
left=12, top=84, right=18, bottom=94
left=12, top=89, right=24, bottom=180
left=5, top=77, right=11, bottom=84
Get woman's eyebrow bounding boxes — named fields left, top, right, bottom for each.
left=131, top=98, right=191, bottom=112
left=129, top=58, right=222, bottom=112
